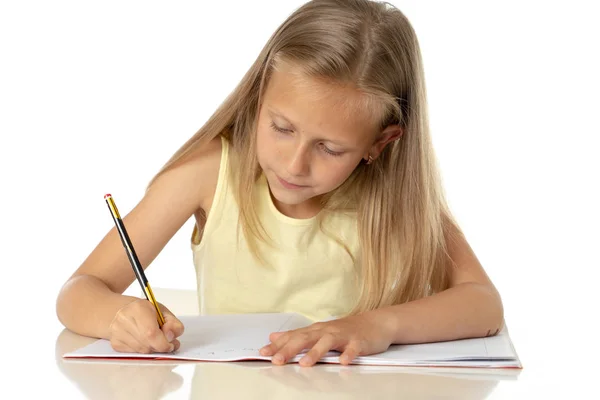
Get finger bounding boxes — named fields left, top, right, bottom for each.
left=299, top=333, right=337, bottom=367
left=262, top=326, right=312, bottom=356
left=268, top=331, right=285, bottom=342
left=160, top=305, right=185, bottom=340
left=110, top=338, right=136, bottom=353
left=170, top=338, right=181, bottom=352
left=339, top=340, right=362, bottom=365
left=134, top=304, right=175, bottom=353
left=260, top=331, right=293, bottom=356
left=110, top=311, right=154, bottom=353
left=268, top=322, right=320, bottom=342
left=111, top=329, right=153, bottom=354
left=272, top=331, right=321, bottom=365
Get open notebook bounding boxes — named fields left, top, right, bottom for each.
left=63, top=313, right=521, bottom=368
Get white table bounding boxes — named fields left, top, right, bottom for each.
left=48, top=288, right=580, bottom=399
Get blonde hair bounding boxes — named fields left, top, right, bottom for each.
left=150, top=0, right=456, bottom=314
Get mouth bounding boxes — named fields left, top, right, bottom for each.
left=276, top=175, right=308, bottom=190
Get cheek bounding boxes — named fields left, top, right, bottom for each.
left=255, top=126, right=273, bottom=162
left=316, top=160, right=358, bottom=189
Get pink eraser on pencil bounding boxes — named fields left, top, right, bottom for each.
left=104, top=193, right=112, bottom=199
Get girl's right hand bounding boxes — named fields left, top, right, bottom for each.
left=108, top=299, right=185, bottom=354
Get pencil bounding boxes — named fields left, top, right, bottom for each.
left=104, top=193, right=166, bottom=327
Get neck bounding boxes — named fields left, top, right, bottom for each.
left=270, top=192, right=322, bottom=219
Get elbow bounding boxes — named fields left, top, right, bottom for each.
left=55, top=275, right=85, bottom=329
left=482, top=283, right=504, bottom=335
left=462, top=282, right=504, bottom=336
left=55, top=279, right=72, bottom=328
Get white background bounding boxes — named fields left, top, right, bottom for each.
left=1, top=0, right=598, bottom=398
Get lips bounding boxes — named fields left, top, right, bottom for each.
left=277, top=175, right=307, bottom=189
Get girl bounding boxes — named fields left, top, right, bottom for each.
left=56, top=0, right=503, bottom=367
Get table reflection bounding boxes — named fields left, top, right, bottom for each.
left=188, top=362, right=506, bottom=399
left=55, top=329, right=184, bottom=399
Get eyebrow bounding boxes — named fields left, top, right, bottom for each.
left=267, top=108, right=355, bottom=148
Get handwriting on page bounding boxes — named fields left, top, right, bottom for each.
left=174, top=313, right=313, bottom=359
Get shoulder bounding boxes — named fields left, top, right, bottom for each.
left=148, top=135, right=225, bottom=214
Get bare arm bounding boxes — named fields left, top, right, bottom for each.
left=56, top=137, right=222, bottom=339
left=258, top=219, right=504, bottom=366
left=375, top=222, right=504, bottom=344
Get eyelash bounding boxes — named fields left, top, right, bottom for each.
left=270, top=121, right=290, bottom=134
left=269, top=122, right=343, bottom=157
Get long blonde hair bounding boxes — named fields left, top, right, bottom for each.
left=150, top=0, right=456, bottom=314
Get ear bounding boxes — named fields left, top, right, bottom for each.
left=365, top=125, right=403, bottom=161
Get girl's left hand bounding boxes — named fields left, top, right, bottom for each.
left=259, top=311, right=395, bottom=367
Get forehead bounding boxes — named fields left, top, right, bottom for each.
left=262, top=62, right=380, bottom=144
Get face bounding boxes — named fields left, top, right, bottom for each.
left=255, top=63, right=390, bottom=217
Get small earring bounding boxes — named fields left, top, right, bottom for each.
left=366, top=155, right=374, bottom=165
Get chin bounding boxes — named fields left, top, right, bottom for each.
left=269, top=184, right=310, bottom=205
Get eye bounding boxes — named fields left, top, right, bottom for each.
left=270, top=121, right=291, bottom=134
left=320, top=143, right=343, bottom=157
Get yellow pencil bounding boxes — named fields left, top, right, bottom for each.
left=104, top=194, right=165, bottom=327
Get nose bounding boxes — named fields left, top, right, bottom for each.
left=286, top=143, right=311, bottom=177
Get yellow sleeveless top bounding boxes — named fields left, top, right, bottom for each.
left=191, top=136, right=361, bottom=321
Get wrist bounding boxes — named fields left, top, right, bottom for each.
left=365, top=306, right=401, bottom=345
